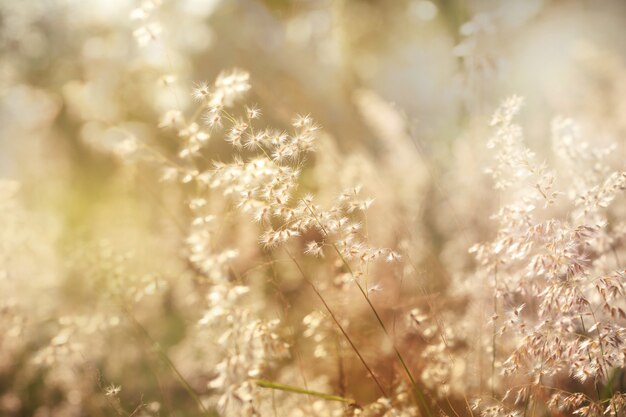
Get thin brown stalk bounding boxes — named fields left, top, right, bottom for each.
left=492, top=261, right=498, bottom=399
left=123, top=306, right=211, bottom=416
left=301, top=200, right=433, bottom=417
left=284, top=248, right=388, bottom=398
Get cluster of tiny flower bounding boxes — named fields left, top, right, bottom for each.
left=467, top=97, right=626, bottom=417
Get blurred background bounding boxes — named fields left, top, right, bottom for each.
left=3, top=0, right=626, bottom=175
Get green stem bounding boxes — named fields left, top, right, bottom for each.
left=254, top=379, right=355, bottom=404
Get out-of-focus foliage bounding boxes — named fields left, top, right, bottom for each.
left=2, top=1, right=626, bottom=416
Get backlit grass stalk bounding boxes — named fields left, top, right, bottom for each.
left=285, top=248, right=388, bottom=398
left=122, top=306, right=211, bottom=416
left=301, top=199, right=434, bottom=417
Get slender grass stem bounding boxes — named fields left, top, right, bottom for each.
left=300, top=200, right=433, bottom=417
left=254, top=379, right=356, bottom=405
left=492, top=261, right=498, bottom=399
left=285, top=248, right=388, bottom=398
left=123, top=306, right=211, bottom=416
left=587, top=308, right=619, bottom=417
